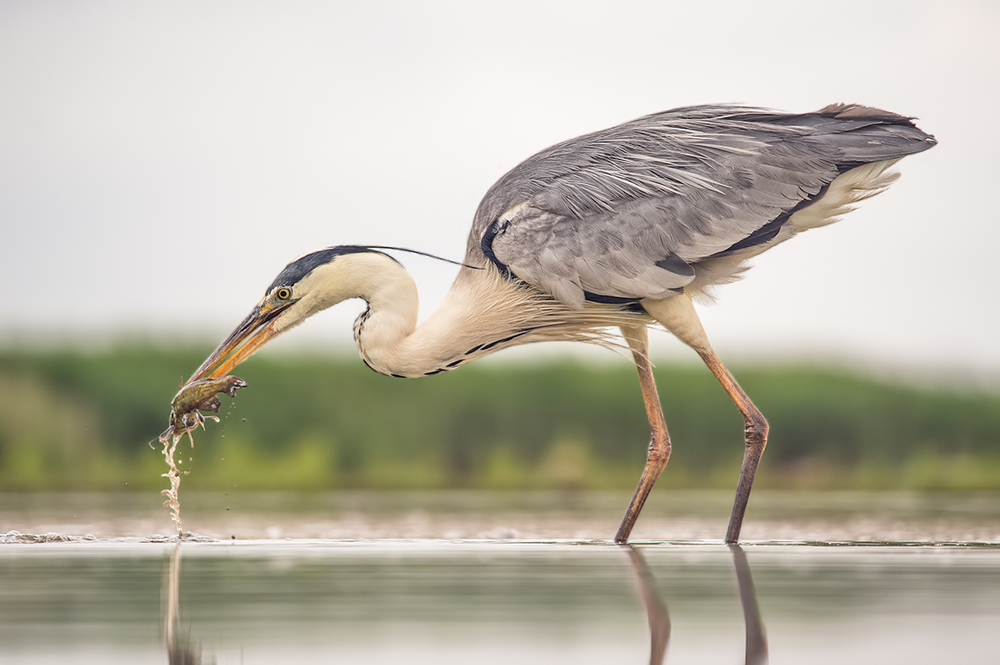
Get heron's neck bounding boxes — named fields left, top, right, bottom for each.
left=343, top=255, right=531, bottom=378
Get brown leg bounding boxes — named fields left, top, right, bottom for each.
left=615, top=325, right=671, bottom=544
left=698, top=349, right=768, bottom=543
left=641, top=294, right=769, bottom=544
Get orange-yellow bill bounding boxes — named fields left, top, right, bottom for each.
left=187, top=301, right=293, bottom=384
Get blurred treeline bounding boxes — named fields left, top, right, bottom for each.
left=0, top=345, right=997, bottom=492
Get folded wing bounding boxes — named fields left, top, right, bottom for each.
left=469, top=104, right=935, bottom=307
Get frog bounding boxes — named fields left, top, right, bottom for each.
left=158, top=375, right=248, bottom=444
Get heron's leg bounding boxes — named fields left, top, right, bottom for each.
left=615, top=324, right=671, bottom=544
left=642, top=294, right=768, bottom=544
left=697, top=349, right=768, bottom=543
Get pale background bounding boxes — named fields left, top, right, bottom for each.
left=2, top=0, right=997, bottom=376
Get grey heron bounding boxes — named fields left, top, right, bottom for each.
left=185, top=104, right=935, bottom=543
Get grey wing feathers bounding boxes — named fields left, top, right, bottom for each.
left=468, top=104, right=935, bottom=308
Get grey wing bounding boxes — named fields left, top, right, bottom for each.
left=467, top=104, right=936, bottom=308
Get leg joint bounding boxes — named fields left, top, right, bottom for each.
left=646, top=439, right=672, bottom=465
left=744, top=409, right=768, bottom=435
left=742, top=410, right=768, bottom=451
left=648, top=428, right=671, bottom=455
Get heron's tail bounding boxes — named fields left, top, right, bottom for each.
left=801, top=103, right=937, bottom=164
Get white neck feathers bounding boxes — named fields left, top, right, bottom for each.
left=283, top=251, right=644, bottom=378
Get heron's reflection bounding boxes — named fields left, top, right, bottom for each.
left=730, top=544, right=768, bottom=665
left=161, top=539, right=764, bottom=663
left=163, top=543, right=214, bottom=665
left=624, top=544, right=768, bottom=665
left=624, top=545, right=671, bottom=664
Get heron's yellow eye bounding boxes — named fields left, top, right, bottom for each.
left=276, top=288, right=291, bottom=300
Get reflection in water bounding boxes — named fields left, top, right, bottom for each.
left=163, top=544, right=213, bottom=665
left=159, top=541, right=768, bottom=664
left=624, top=546, right=671, bottom=664
left=625, top=545, right=768, bottom=665
left=3, top=539, right=993, bottom=663
left=730, top=545, right=768, bottom=665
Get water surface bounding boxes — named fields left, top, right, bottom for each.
left=3, top=489, right=998, bottom=542
left=1, top=539, right=997, bottom=664
left=1, top=491, right=998, bottom=664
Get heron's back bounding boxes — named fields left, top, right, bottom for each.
left=466, top=104, right=935, bottom=307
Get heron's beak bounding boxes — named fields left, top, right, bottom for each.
left=187, top=301, right=294, bottom=384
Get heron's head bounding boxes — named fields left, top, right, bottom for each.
left=188, top=245, right=401, bottom=382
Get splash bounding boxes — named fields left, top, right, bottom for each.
left=160, top=432, right=188, bottom=536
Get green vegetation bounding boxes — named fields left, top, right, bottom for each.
left=0, top=345, right=997, bottom=492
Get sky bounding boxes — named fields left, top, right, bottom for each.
left=2, top=0, right=998, bottom=376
